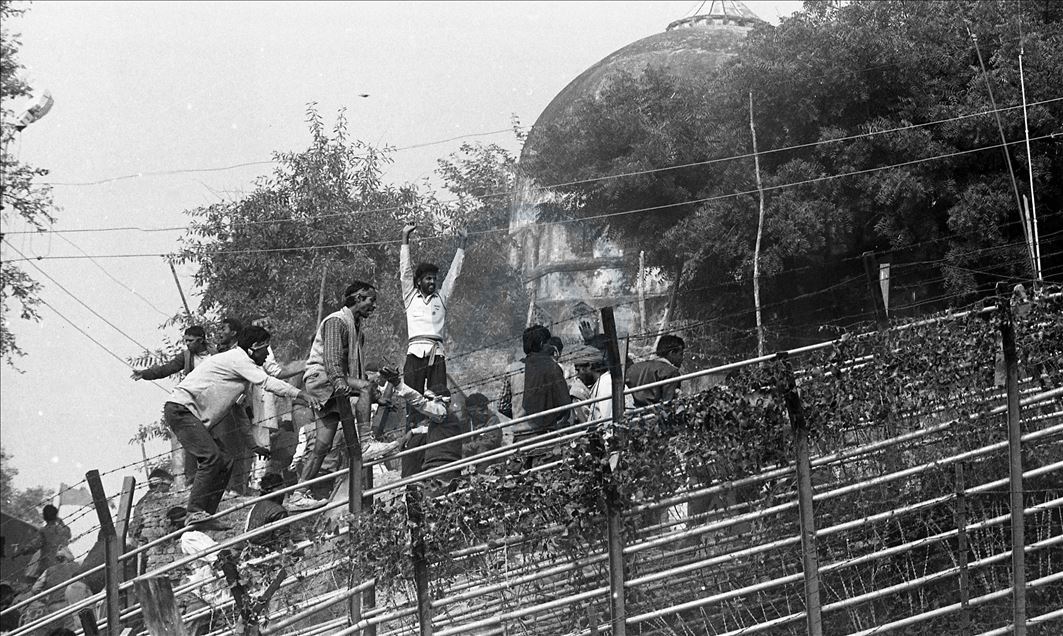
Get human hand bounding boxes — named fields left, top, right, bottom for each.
left=298, top=391, right=325, bottom=411
left=456, top=226, right=468, bottom=248
left=379, top=366, right=400, bottom=385
left=579, top=319, right=597, bottom=343
left=402, top=224, right=417, bottom=243
left=131, top=370, right=145, bottom=381
left=346, top=377, right=371, bottom=393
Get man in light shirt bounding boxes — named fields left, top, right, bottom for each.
left=399, top=223, right=466, bottom=404
left=163, top=325, right=322, bottom=530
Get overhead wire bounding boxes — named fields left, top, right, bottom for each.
left=5, top=96, right=1060, bottom=238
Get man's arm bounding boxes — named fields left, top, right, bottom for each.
left=400, top=224, right=416, bottom=303
left=658, top=365, right=682, bottom=403
left=390, top=381, right=447, bottom=422
left=132, top=353, right=184, bottom=381
left=546, top=363, right=571, bottom=430
left=319, top=317, right=352, bottom=396
left=438, top=228, right=467, bottom=303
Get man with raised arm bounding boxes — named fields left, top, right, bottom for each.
left=131, top=325, right=212, bottom=381
left=288, top=281, right=379, bottom=509
left=163, top=325, right=322, bottom=530
left=400, top=223, right=466, bottom=400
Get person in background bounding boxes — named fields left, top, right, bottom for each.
left=571, top=346, right=633, bottom=424
left=462, top=393, right=504, bottom=467
left=128, top=468, right=180, bottom=573
left=11, top=505, right=71, bottom=580
left=164, top=326, right=321, bottom=530
left=131, top=325, right=212, bottom=381
left=516, top=325, right=570, bottom=443
left=399, top=223, right=466, bottom=409
left=244, top=473, right=289, bottom=548
left=626, top=335, right=685, bottom=407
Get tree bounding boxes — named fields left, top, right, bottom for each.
left=0, top=0, right=58, bottom=366
left=0, top=446, right=53, bottom=522
left=522, top=0, right=1063, bottom=356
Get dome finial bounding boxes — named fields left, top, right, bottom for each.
left=667, top=0, right=764, bottom=31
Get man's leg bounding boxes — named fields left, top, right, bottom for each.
left=298, top=411, right=340, bottom=487
left=426, top=357, right=448, bottom=393
left=164, top=403, right=232, bottom=515
left=204, top=425, right=236, bottom=514
left=404, top=353, right=430, bottom=393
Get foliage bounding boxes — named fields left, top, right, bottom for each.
left=521, top=0, right=1063, bottom=357
left=0, top=446, right=54, bottom=521
left=0, top=0, right=58, bottom=366
left=335, top=288, right=1061, bottom=634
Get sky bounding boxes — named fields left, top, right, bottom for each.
left=0, top=1, right=803, bottom=503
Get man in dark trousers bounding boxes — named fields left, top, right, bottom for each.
left=164, top=325, right=321, bottom=530
left=399, top=223, right=466, bottom=402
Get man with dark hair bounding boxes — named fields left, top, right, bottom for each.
left=517, top=325, right=570, bottom=441
left=131, top=325, right=212, bottom=381
left=163, top=325, right=321, bottom=530
left=462, top=392, right=504, bottom=464
left=216, top=317, right=243, bottom=353
left=399, top=223, right=466, bottom=401
left=626, top=335, right=686, bottom=406
left=12, top=505, right=71, bottom=579
left=380, top=368, right=466, bottom=484
left=288, top=281, right=378, bottom=509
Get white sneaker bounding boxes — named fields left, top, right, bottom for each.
left=287, top=490, right=328, bottom=510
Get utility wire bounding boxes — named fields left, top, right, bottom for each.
left=7, top=96, right=1059, bottom=237
left=6, top=131, right=1057, bottom=263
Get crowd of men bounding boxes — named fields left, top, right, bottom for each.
left=1, top=224, right=689, bottom=634
left=126, top=223, right=688, bottom=532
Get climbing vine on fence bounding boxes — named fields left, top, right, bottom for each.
left=341, top=287, right=1062, bottom=602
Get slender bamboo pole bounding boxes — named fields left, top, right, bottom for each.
left=955, top=463, right=970, bottom=636
left=750, top=91, right=767, bottom=357
left=997, top=284, right=1026, bottom=636
left=601, top=307, right=627, bottom=636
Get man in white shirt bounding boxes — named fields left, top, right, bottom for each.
left=400, top=223, right=466, bottom=403
left=164, top=325, right=322, bottom=530
left=570, top=345, right=633, bottom=424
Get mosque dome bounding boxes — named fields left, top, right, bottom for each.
left=521, top=0, right=765, bottom=164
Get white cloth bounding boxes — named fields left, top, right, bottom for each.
left=587, top=371, right=634, bottom=424
left=180, top=531, right=228, bottom=605
left=169, top=348, right=301, bottom=428
left=391, top=382, right=447, bottom=423
left=401, top=244, right=464, bottom=357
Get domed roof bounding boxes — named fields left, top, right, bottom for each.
left=521, top=0, right=764, bottom=163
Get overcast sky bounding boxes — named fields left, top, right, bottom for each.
left=1, top=1, right=803, bottom=500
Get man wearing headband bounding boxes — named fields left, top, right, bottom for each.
left=163, top=325, right=322, bottom=530
left=128, top=468, right=179, bottom=572
left=399, top=224, right=466, bottom=412
left=288, top=281, right=378, bottom=510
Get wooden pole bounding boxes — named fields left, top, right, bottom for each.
left=167, top=260, right=193, bottom=320
left=335, top=396, right=365, bottom=629
left=1019, top=45, right=1042, bottom=283
left=955, top=463, right=970, bottom=636
left=85, top=470, right=122, bottom=635
left=777, top=354, right=823, bottom=636
left=862, top=251, right=888, bottom=330
left=637, top=250, right=647, bottom=336
left=114, top=476, right=136, bottom=609
left=750, top=91, right=767, bottom=358
left=315, top=265, right=328, bottom=329
left=600, top=307, right=627, bottom=636
left=134, top=578, right=188, bottom=636
left=997, top=283, right=1026, bottom=636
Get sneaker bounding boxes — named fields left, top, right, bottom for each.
left=184, top=510, right=231, bottom=531
left=287, top=490, right=328, bottom=510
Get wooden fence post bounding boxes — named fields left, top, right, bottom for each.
left=336, top=396, right=365, bottom=630
left=997, top=283, right=1026, bottom=636
left=862, top=251, right=888, bottom=331
left=776, top=354, right=823, bottom=636
left=134, top=578, right=188, bottom=636
left=955, top=463, right=970, bottom=636
left=115, top=476, right=136, bottom=609
left=85, top=470, right=122, bottom=635
left=601, top=307, right=627, bottom=636
left=79, top=609, right=100, bottom=636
